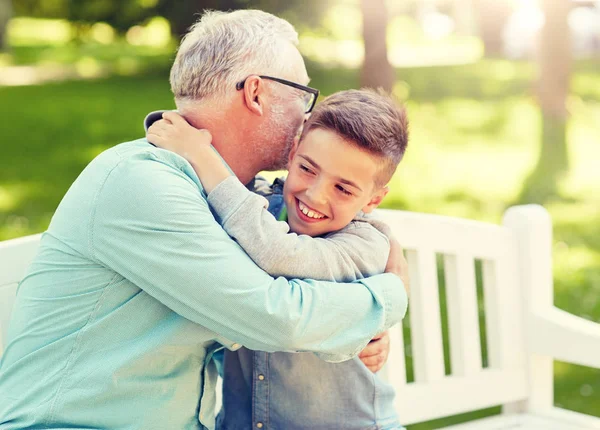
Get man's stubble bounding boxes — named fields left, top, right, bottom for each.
left=255, top=101, right=303, bottom=172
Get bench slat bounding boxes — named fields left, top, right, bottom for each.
left=0, top=234, right=42, bottom=285
left=483, top=258, right=526, bottom=371
left=382, top=323, right=407, bottom=386
left=444, top=254, right=483, bottom=376
left=407, top=248, right=445, bottom=382
left=376, top=209, right=514, bottom=260
left=0, top=283, right=19, bottom=356
left=443, top=408, right=600, bottom=430
left=396, top=368, right=529, bottom=425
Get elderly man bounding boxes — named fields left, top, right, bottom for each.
left=0, top=9, right=408, bottom=430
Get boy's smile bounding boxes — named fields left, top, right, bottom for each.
left=296, top=199, right=327, bottom=221
left=283, top=128, right=388, bottom=237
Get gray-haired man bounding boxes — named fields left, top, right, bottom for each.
left=0, top=10, right=408, bottom=430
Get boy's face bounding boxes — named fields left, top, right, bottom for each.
left=283, top=128, right=389, bottom=237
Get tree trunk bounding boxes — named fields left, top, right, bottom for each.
left=0, top=0, right=12, bottom=52
left=474, top=0, right=511, bottom=57
left=452, top=0, right=475, bottom=36
left=520, top=0, right=571, bottom=203
left=159, top=0, right=241, bottom=41
left=360, top=0, right=394, bottom=92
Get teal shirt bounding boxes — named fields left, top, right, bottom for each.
left=0, top=139, right=406, bottom=429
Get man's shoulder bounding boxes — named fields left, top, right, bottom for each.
left=96, top=139, right=196, bottom=177
left=92, top=138, right=158, bottom=165
left=80, top=138, right=205, bottom=202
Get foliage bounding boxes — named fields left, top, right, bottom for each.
left=13, top=0, right=337, bottom=37
left=14, top=0, right=157, bottom=33
left=152, top=0, right=337, bottom=38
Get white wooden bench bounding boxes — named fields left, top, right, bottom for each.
left=1, top=205, right=599, bottom=429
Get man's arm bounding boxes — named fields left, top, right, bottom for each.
left=90, top=154, right=408, bottom=359
left=208, top=177, right=389, bottom=282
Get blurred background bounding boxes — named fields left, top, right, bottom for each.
left=0, top=0, right=598, bottom=427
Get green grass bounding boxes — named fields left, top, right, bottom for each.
left=2, top=17, right=176, bottom=75
left=1, top=57, right=599, bottom=427
left=0, top=74, right=176, bottom=238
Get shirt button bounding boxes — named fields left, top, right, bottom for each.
left=258, top=374, right=265, bottom=381
left=256, top=423, right=263, bottom=428
left=232, top=343, right=240, bottom=349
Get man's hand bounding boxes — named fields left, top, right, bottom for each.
left=359, top=331, right=390, bottom=373
left=385, top=236, right=410, bottom=296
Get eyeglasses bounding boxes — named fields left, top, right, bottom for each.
left=236, top=75, right=319, bottom=114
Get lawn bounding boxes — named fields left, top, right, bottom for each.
left=1, top=55, right=599, bottom=427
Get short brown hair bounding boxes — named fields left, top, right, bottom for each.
left=300, top=88, right=408, bottom=187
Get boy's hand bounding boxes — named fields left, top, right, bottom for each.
left=359, top=331, right=390, bottom=373
left=146, top=111, right=212, bottom=162
left=385, top=237, right=410, bottom=296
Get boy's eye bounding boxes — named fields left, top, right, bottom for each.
left=336, top=184, right=353, bottom=196
left=299, top=164, right=314, bottom=174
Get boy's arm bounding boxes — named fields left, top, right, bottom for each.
left=147, top=111, right=232, bottom=194
left=147, top=111, right=390, bottom=282
left=208, top=176, right=390, bottom=282
left=93, top=153, right=408, bottom=360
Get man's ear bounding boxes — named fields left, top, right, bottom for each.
left=242, top=76, right=264, bottom=116
left=362, top=186, right=389, bottom=214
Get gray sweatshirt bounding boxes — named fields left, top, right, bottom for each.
left=207, top=176, right=392, bottom=282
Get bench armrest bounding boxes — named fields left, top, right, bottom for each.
left=530, top=306, right=600, bottom=369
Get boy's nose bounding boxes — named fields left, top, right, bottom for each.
left=305, top=182, right=328, bottom=207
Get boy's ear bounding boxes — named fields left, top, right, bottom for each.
left=361, top=186, right=389, bottom=214
left=242, top=76, right=264, bottom=116
left=287, top=135, right=300, bottom=167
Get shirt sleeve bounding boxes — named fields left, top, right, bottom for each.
left=90, top=154, right=408, bottom=360
left=208, top=176, right=390, bottom=282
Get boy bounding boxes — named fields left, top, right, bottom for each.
left=147, top=89, right=408, bottom=429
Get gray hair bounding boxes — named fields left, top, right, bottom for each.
left=170, top=9, right=299, bottom=103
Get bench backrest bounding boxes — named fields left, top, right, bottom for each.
left=0, top=206, right=552, bottom=424
left=375, top=206, right=552, bottom=424
left=0, top=234, right=42, bottom=357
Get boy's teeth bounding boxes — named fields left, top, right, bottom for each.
left=299, top=201, right=324, bottom=219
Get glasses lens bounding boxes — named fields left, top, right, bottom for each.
left=304, top=93, right=315, bottom=113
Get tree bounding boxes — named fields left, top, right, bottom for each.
left=360, top=0, right=394, bottom=92
left=0, top=0, right=11, bottom=51
left=155, top=0, right=239, bottom=39
left=11, top=0, right=334, bottom=42
left=452, top=0, right=475, bottom=36
left=474, top=0, right=512, bottom=56
left=155, top=0, right=334, bottom=40
left=13, top=0, right=157, bottom=35
left=520, top=0, right=572, bottom=203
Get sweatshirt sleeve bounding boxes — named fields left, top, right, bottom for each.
left=207, top=176, right=390, bottom=282
left=91, top=155, right=407, bottom=359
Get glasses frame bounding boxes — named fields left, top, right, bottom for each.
left=235, top=75, right=319, bottom=114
